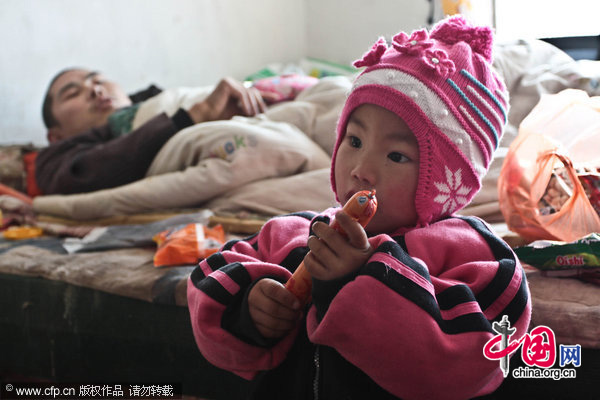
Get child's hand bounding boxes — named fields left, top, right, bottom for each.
left=304, top=211, right=374, bottom=281
left=248, top=278, right=302, bottom=339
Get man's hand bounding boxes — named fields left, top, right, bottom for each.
left=0, top=195, right=36, bottom=226
left=303, top=211, right=374, bottom=281
left=248, top=278, right=302, bottom=339
left=188, top=77, right=268, bottom=123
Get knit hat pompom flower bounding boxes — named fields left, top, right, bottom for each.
left=392, top=29, right=433, bottom=55
left=353, top=37, right=388, bottom=68
left=429, top=15, right=494, bottom=61
left=331, top=15, right=509, bottom=227
left=423, top=48, right=455, bottom=78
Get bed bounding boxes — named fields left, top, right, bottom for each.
left=2, top=38, right=600, bottom=399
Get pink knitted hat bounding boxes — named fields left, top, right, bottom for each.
left=331, top=16, right=509, bottom=226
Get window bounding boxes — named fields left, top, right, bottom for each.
left=493, top=0, right=600, bottom=39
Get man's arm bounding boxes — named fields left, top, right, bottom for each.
left=36, top=78, right=268, bottom=195
left=35, top=110, right=192, bottom=195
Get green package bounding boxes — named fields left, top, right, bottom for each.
left=514, top=233, right=600, bottom=270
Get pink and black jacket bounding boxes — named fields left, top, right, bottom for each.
left=187, top=210, right=531, bottom=400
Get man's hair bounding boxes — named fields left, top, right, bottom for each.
left=41, top=68, right=77, bottom=129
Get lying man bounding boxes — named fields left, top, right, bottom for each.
left=25, top=70, right=349, bottom=221
left=37, top=68, right=269, bottom=195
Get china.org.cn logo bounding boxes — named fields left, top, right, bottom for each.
left=483, top=315, right=581, bottom=380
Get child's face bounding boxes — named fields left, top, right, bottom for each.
left=335, top=104, right=420, bottom=234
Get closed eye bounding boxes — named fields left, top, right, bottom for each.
left=63, top=88, right=81, bottom=99
left=388, top=152, right=410, bottom=163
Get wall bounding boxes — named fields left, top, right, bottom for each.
left=0, top=0, right=306, bottom=145
left=306, top=0, right=430, bottom=65
left=1, top=0, right=472, bottom=146
left=494, top=0, right=600, bottom=40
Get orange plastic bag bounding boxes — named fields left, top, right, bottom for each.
left=153, top=223, right=225, bottom=267
left=498, top=89, right=600, bottom=243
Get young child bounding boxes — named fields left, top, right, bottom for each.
left=187, top=16, right=531, bottom=400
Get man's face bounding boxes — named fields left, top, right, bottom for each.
left=47, top=69, right=131, bottom=143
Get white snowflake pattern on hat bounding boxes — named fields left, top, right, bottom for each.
left=433, top=167, right=473, bottom=214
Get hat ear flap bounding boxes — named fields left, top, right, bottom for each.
left=430, top=15, right=493, bottom=62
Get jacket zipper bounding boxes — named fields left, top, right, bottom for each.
left=313, top=345, right=320, bottom=400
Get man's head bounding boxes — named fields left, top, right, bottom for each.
left=42, top=68, right=132, bottom=143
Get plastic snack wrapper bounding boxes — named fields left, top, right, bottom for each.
left=498, top=89, right=600, bottom=243
left=514, top=233, right=600, bottom=284
left=153, top=223, right=225, bottom=267
left=2, top=225, right=44, bottom=240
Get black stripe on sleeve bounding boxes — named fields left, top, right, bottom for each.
left=220, top=262, right=252, bottom=289
left=279, top=246, right=310, bottom=273
left=191, top=212, right=320, bottom=306
left=286, top=211, right=319, bottom=221
left=196, top=276, right=233, bottom=305
left=391, top=235, right=408, bottom=252
left=222, top=232, right=259, bottom=252
left=374, top=240, right=431, bottom=282
left=457, top=217, right=516, bottom=309
left=354, top=218, right=529, bottom=334
left=436, top=284, right=477, bottom=311
left=478, top=258, right=517, bottom=311
left=190, top=264, right=207, bottom=287
left=206, top=252, right=228, bottom=270
left=270, top=211, right=318, bottom=225
left=275, top=211, right=321, bottom=272
left=222, top=239, right=240, bottom=252
left=456, top=216, right=529, bottom=325
left=309, top=215, right=331, bottom=236
left=361, top=261, right=493, bottom=334
left=490, top=268, right=530, bottom=327
left=194, top=262, right=250, bottom=306
left=189, top=252, right=228, bottom=285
